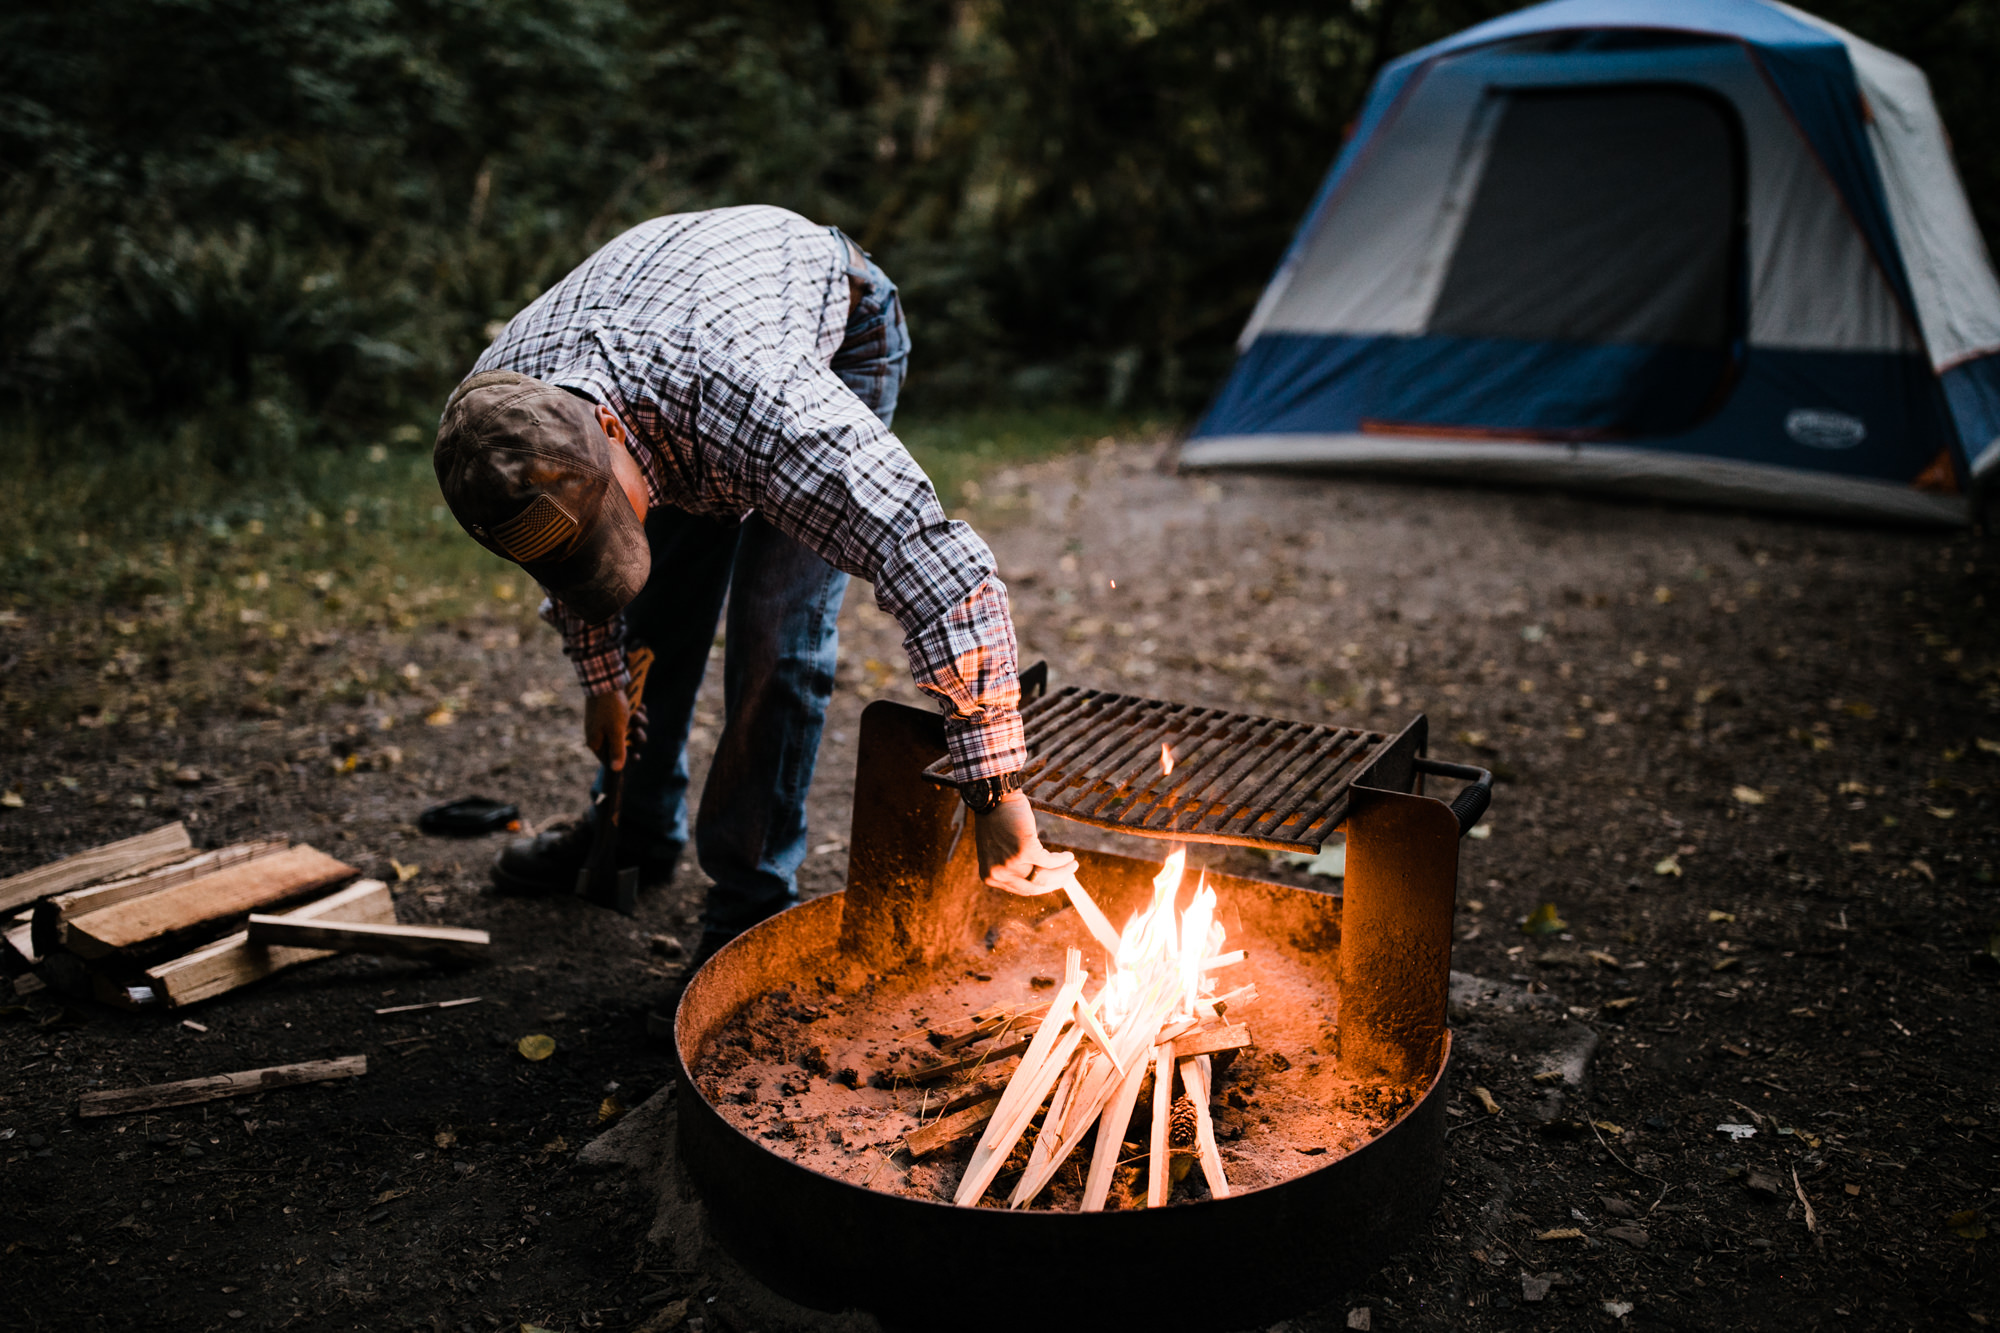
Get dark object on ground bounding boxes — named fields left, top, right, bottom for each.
left=492, top=819, right=681, bottom=897
left=417, top=797, right=520, bottom=837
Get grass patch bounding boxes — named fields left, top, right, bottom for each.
left=0, top=407, right=1171, bottom=733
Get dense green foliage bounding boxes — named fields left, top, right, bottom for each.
left=3, top=0, right=1996, bottom=452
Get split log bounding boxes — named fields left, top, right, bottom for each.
left=1081, top=1045, right=1152, bottom=1211
left=65, top=845, right=355, bottom=961
left=1147, top=1044, right=1174, bottom=1207
left=905, top=1097, right=1001, bottom=1157
left=0, top=822, right=192, bottom=914
left=246, top=916, right=489, bottom=964
left=901, top=1035, right=1034, bottom=1085
left=1178, top=1054, right=1230, bottom=1199
left=34, top=839, right=289, bottom=955
left=146, top=881, right=395, bottom=1007
left=77, top=1055, right=367, bottom=1118
left=1171, top=1023, right=1252, bottom=1061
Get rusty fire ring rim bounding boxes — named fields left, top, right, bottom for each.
left=670, top=890, right=1455, bottom=1332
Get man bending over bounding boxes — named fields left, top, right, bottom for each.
left=432, top=205, right=1070, bottom=966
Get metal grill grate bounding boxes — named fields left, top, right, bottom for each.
left=926, top=686, right=1418, bottom=853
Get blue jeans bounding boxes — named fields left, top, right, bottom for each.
left=607, top=233, right=907, bottom=943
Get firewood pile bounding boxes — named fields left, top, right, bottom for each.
left=938, top=850, right=1256, bottom=1210
left=0, top=821, right=488, bottom=1009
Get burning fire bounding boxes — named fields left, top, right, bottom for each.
left=953, top=838, right=1255, bottom=1211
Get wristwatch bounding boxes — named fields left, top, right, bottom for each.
left=960, top=770, right=1022, bottom=815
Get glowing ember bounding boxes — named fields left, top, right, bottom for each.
left=951, top=846, right=1254, bottom=1211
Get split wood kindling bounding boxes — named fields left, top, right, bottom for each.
left=928, top=856, right=1254, bottom=1212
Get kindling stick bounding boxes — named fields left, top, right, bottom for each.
left=955, top=949, right=1086, bottom=1206
left=1081, top=1045, right=1151, bottom=1211
left=1147, top=1044, right=1174, bottom=1207
left=1178, top=1053, right=1230, bottom=1198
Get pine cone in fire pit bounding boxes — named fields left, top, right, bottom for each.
left=1169, top=1095, right=1200, bottom=1151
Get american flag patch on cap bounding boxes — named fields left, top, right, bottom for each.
left=488, top=494, right=580, bottom=563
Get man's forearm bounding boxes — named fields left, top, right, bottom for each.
left=905, top=578, right=1027, bottom=782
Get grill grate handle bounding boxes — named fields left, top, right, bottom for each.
left=1414, top=757, right=1492, bottom=838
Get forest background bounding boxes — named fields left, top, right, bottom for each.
left=7, top=0, right=1998, bottom=457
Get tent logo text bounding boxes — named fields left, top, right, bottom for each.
left=1785, top=410, right=1867, bottom=450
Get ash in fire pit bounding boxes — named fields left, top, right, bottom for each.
left=692, top=875, right=1421, bottom=1209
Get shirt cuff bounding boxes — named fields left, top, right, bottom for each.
left=566, top=642, right=632, bottom=698
left=943, top=707, right=1028, bottom=785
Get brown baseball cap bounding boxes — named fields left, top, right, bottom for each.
left=432, top=370, right=649, bottom=623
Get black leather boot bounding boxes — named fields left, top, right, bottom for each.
left=491, top=817, right=681, bottom=895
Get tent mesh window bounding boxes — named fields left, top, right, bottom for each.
left=1428, top=85, right=1744, bottom=432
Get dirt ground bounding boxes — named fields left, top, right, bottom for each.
left=3, top=441, right=1996, bottom=1331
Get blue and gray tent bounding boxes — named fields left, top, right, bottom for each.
left=1183, top=0, right=2000, bottom=524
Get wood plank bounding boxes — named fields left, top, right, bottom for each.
left=147, top=881, right=395, bottom=1007
left=77, top=1055, right=367, bottom=1118
left=66, top=845, right=355, bottom=960
left=1171, top=1023, right=1253, bottom=1061
left=246, top=916, right=488, bottom=963
left=904, top=1097, right=1001, bottom=1157
left=0, top=822, right=191, bottom=914
left=36, top=840, right=289, bottom=956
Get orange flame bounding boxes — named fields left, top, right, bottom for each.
left=1160, top=742, right=1174, bottom=776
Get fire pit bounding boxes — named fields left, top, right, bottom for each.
left=673, top=680, right=1488, bottom=1331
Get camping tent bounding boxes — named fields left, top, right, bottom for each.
left=1182, top=0, right=2000, bottom=525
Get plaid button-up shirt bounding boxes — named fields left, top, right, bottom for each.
left=469, top=205, right=1024, bottom=782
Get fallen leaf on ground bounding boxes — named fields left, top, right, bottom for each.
left=633, top=1301, right=690, bottom=1333
left=1948, top=1210, right=1988, bottom=1240
left=1713, top=957, right=1740, bottom=972
left=1535, top=1227, right=1584, bottom=1242
left=424, top=706, right=456, bottom=727
left=0, top=789, right=21, bottom=808
left=1472, top=1086, right=1501, bottom=1115
left=1521, top=903, right=1567, bottom=935
left=1707, top=909, right=1736, bottom=922
left=1587, top=949, right=1620, bottom=968
left=1732, top=785, right=1765, bottom=805
left=517, top=1034, right=556, bottom=1061
left=1653, top=855, right=1681, bottom=877
left=390, top=859, right=421, bottom=883
left=1603, top=996, right=1641, bottom=1010
left=1927, top=807, right=1956, bottom=820
left=1979, top=738, right=2000, bottom=754
left=1604, top=1298, right=1636, bottom=1315
left=599, top=1095, right=627, bottom=1123
left=1716, top=1122, right=1757, bottom=1140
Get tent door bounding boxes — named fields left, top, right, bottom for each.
left=1422, top=84, right=1745, bottom=437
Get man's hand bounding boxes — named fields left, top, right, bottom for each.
left=975, top=790, right=1079, bottom=895
left=585, top=690, right=632, bottom=770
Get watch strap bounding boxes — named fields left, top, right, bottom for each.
left=961, top=770, right=1022, bottom=814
